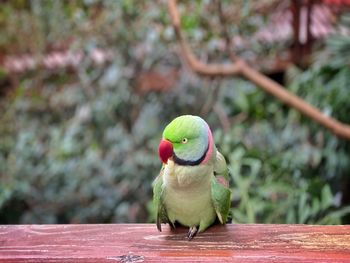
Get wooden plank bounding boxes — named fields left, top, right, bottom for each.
left=0, top=224, right=350, bottom=262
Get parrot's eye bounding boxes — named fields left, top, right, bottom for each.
left=182, top=138, right=188, bottom=144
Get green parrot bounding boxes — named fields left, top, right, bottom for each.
left=153, top=115, right=231, bottom=239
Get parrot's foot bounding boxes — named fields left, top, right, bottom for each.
left=186, top=226, right=198, bottom=240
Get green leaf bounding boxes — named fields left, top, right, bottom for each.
left=321, top=185, right=333, bottom=210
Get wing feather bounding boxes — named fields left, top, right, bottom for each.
left=152, top=166, right=169, bottom=231
left=211, top=151, right=231, bottom=224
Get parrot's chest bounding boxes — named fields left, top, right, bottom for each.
left=162, top=161, right=216, bottom=227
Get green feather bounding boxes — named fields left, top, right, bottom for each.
left=211, top=176, right=231, bottom=224
left=163, top=115, right=205, bottom=143
left=212, top=151, right=231, bottom=224
left=152, top=166, right=170, bottom=232
left=214, top=151, right=230, bottom=181
left=162, top=115, right=208, bottom=162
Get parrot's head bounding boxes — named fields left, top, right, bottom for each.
left=158, top=115, right=213, bottom=166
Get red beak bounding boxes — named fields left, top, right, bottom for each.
left=158, top=139, right=173, bottom=164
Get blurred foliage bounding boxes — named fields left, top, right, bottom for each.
left=0, top=1, right=350, bottom=225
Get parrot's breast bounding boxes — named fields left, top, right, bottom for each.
left=162, top=160, right=216, bottom=228
left=164, top=160, right=212, bottom=188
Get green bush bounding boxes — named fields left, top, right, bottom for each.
left=0, top=1, right=349, bottom=224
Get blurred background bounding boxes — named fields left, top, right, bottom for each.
left=0, top=0, right=350, bottom=225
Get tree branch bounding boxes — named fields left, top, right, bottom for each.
left=168, top=0, right=350, bottom=140
left=168, top=0, right=242, bottom=76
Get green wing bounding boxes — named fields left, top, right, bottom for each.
left=211, top=151, right=231, bottom=224
left=152, top=166, right=169, bottom=232
left=214, top=151, right=229, bottom=182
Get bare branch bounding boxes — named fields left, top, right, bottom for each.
left=168, top=0, right=350, bottom=140
left=168, top=0, right=242, bottom=76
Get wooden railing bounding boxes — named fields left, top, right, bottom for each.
left=1, top=224, right=350, bottom=262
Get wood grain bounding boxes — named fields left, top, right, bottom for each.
left=0, top=224, right=350, bottom=262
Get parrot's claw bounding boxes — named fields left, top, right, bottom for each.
left=187, top=226, right=198, bottom=240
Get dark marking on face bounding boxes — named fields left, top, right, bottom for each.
left=173, top=143, right=209, bottom=166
